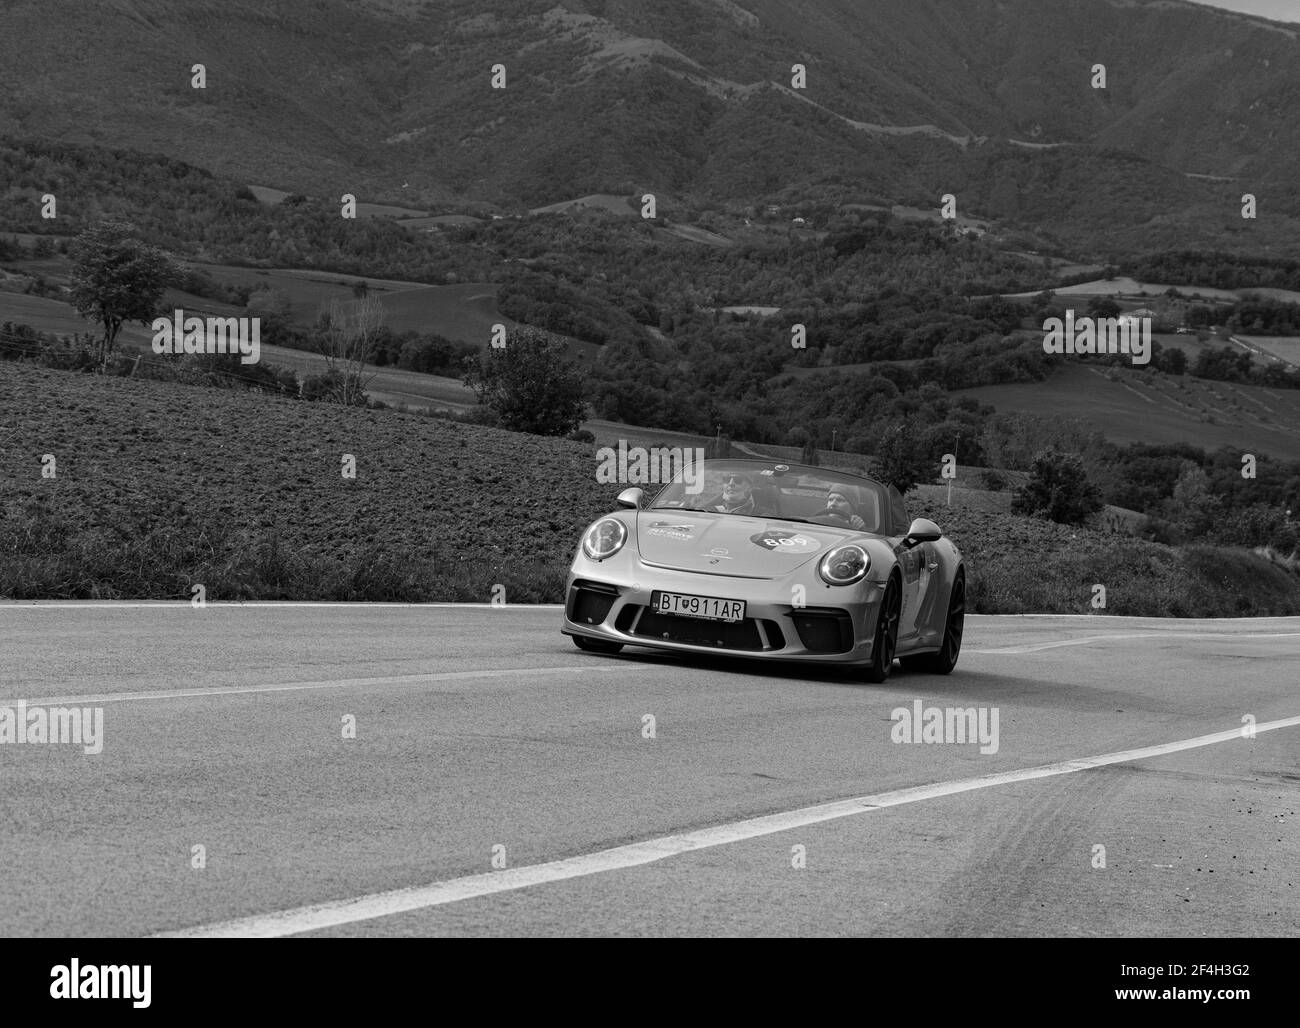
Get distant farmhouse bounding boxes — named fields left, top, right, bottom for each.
left=1121, top=308, right=1158, bottom=323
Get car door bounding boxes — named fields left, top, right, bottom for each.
left=912, top=539, right=942, bottom=644
left=888, top=486, right=925, bottom=643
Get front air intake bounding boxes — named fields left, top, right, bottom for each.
left=789, top=607, right=854, bottom=653
left=568, top=580, right=619, bottom=625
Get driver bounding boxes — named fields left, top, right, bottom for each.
left=701, top=470, right=757, bottom=514
left=816, top=486, right=867, bottom=529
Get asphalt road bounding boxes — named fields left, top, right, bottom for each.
left=0, top=604, right=1296, bottom=937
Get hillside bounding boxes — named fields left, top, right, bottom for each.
left=957, top=361, right=1300, bottom=462
left=3, top=0, right=1300, bottom=253
left=0, top=360, right=607, bottom=602
left=3, top=360, right=1298, bottom=614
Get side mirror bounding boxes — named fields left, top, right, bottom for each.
left=616, top=487, right=644, bottom=510
left=903, top=517, right=941, bottom=547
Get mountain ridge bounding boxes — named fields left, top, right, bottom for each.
left=1, top=0, right=1297, bottom=253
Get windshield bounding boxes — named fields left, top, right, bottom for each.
left=649, top=459, right=891, bottom=534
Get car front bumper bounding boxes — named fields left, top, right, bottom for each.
left=561, top=550, right=888, bottom=667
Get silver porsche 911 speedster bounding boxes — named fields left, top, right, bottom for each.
left=561, top=459, right=965, bottom=682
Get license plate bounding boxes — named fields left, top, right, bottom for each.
left=653, top=591, right=745, bottom=621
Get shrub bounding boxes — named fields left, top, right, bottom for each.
left=462, top=326, right=587, bottom=436
left=301, top=368, right=367, bottom=405
left=1011, top=449, right=1104, bottom=525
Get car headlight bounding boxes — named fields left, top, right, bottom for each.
left=819, top=544, right=869, bottom=585
left=582, top=518, right=628, bottom=560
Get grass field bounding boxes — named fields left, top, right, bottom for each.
left=356, top=201, right=429, bottom=219
left=958, top=362, right=1300, bottom=461
left=529, top=194, right=636, bottom=216
left=778, top=358, right=923, bottom=378
left=716, top=305, right=780, bottom=316
left=0, top=292, right=155, bottom=347
left=259, top=344, right=480, bottom=409
left=397, top=215, right=486, bottom=230
left=1, top=276, right=599, bottom=363
left=1148, top=331, right=1229, bottom=359
left=364, top=283, right=507, bottom=340
left=1002, top=277, right=1300, bottom=303
left=246, top=184, right=427, bottom=220
left=658, top=224, right=734, bottom=247
left=247, top=185, right=290, bottom=204
left=191, top=263, right=444, bottom=325
left=1240, top=288, right=1300, bottom=304
left=1005, top=251, right=1104, bottom=279
left=1236, top=336, right=1300, bottom=368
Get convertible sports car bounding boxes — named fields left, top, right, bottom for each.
left=561, top=459, right=965, bottom=682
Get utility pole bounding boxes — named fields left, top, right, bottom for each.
left=947, top=431, right=960, bottom=507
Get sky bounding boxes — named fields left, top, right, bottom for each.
left=1198, top=0, right=1300, bottom=21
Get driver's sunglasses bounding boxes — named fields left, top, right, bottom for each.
left=722, top=475, right=749, bottom=485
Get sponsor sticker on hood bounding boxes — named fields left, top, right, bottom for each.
left=750, top=530, right=820, bottom=554
left=647, top=522, right=695, bottom=541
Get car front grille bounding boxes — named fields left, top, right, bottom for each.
left=620, top=606, right=785, bottom=651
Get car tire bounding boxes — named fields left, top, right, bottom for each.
left=861, top=575, right=901, bottom=684
left=901, top=571, right=964, bottom=675
left=573, top=635, right=624, bottom=655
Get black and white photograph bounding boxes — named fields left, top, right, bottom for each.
left=0, top=0, right=1295, bottom=994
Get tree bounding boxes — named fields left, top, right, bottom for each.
left=1165, top=462, right=1220, bottom=539
left=801, top=439, right=820, bottom=466
left=246, top=287, right=295, bottom=346
left=1086, top=297, right=1122, bottom=318
left=69, top=220, right=176, bottom=367
left=871, top=422, right=931, bottom=493
left=314, top=295, right=383, bottom=406
left=462, top=327, right=587, bottom=436
left=1011, top=449, right=1104, bottom=524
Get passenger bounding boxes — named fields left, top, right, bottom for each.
left=700, top=471, right=757, bottom=515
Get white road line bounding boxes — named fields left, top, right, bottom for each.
left=0, top=665, right=653, bottom=707
left=154, top=714, right=1300, bottom=939
left=969, top=632, right=1300, bottom=654
left=0, top=602, right=566, bottom=610
left=1005, top=614, right=1300, bottom=622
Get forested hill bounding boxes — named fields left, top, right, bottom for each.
left=2, top=0, right=1299, bottom=254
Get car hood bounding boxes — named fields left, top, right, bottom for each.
left=636, top=510, right=858, bottom=578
